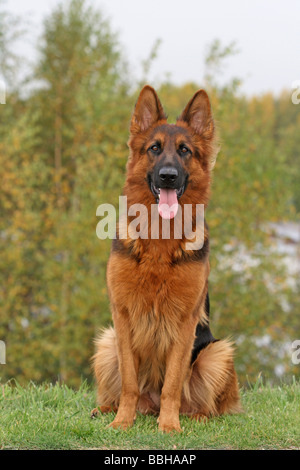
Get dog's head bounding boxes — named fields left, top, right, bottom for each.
left=126, top=86, right=218, bottom=219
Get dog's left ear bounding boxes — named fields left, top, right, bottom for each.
left=178, top=90, right=214, bottom=139
left=130, top=85, right=166, bottom=134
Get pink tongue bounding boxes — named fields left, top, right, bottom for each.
left=158, top=189, right=178, bottom=219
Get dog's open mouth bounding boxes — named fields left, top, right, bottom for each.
left=150, top=182, right=185, bottom=220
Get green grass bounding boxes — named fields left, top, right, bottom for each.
left=0, top=379, right=299, bottom=450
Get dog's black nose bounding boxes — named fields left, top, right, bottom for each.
left=158, top=166, right=178, bottom=186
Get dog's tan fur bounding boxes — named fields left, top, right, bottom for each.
left=92, top=86, right=241, bottom=432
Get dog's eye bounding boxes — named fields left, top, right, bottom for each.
left=149, top=143, right=161, bottom=154
left=179, top=145, right=190, bottom=155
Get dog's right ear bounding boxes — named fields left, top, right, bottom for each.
left=130, top=85, right=166, bottom=134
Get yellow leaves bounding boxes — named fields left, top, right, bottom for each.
left=12, top=133, right=21, bottom=151
left=253, top=180, right=261, bottom=190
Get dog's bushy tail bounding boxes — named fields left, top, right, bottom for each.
left=91, top=327, right=121, bottom=407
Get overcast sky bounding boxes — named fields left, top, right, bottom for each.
left=5, top=0, right=300, bottom=96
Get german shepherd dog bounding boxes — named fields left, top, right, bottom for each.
left=92, top=86, right=241, bottom=432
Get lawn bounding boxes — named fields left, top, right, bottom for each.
left=0, top=379, right=299, bottom=450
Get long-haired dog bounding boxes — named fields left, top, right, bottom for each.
left=92, top=86, right=241, bottom=432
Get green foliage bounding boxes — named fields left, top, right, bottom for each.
left=0, top=0, right=131, bottom=385
left=0, top=1, right=299, bottom=388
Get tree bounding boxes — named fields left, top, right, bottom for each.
left=0, top=0, right=131, bottom=385
left=0, top=0, right=24, bottom=91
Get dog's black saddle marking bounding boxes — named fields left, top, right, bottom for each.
left=191, top=293, right=217, bottom=364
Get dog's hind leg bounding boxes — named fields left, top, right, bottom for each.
left=91, top=327, right=121, bottom=415
left=181, top=339, right=242, bottom=419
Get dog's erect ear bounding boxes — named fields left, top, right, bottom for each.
left=178, top=90, right=214, bottom=139
left=130, top=85, right=166, bottom=134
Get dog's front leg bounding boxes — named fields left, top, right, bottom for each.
left=109, top=308, right=139, bottom=430
left=159, top=317, right=197, bottom=433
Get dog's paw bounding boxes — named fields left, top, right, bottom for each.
left=158, top=418, right=182, bottom=433
left=108, top=418, right=134, bottom=430
left=90, top=405, right=118, bottom=418
left=90, top=407, right=99, bottom=418
left=191, top=413, right=209, bottom=423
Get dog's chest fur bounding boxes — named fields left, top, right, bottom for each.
left=107, top=248, right=208, bottom=369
